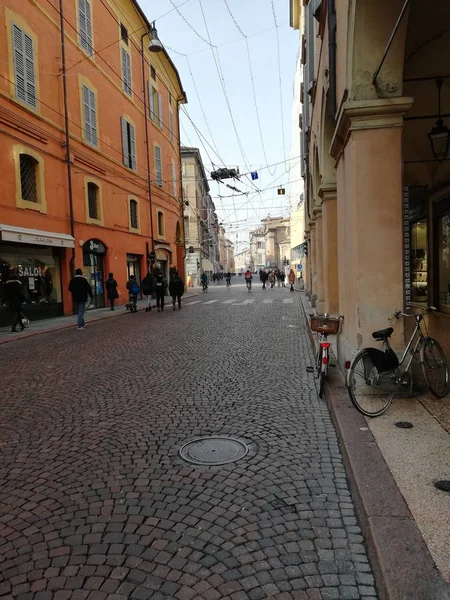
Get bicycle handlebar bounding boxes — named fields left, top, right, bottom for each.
left=389, top=306, right=437, bottom=321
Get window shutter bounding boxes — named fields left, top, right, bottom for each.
left=85, top=0, right=93, bottom=55
left=306, top=4, right=315, bottom=87
left=121, top=117, right=129, bottom=166
left=79, top=0, right=92, bottom=55
left=149, top=83, right=156, bottom=121
left=122, top=48, right=131, bottom=95
left=169, top=110, right=174, bottom=142
left=12, top=24, right=36, bottom=108
left=89, top=89, right=97, bottom=146
left=129, top=124, right=136, bottom=170
left=158, top=92, right=163, bottom=129
left=82, top=85, right=92, bottom=144
left=155, top=146, right=162, bottom=185
left=172, top=161, right=176, bottom=196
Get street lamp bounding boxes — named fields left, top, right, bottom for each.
left=148, top=22, right=163, bottom=52
left=428, top=78, right=450, bottom=163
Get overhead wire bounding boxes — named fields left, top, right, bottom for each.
left=271, top=0, right=288, bottom=174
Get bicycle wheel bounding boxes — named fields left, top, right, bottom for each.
left=348, top=350, right=393, bottom=417
left=318, top=347, right=327, bottom=398
left=421, top=338, right=449, bottom=398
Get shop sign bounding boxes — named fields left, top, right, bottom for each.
left=83, top=239, right=106, bottom=254
left=17, top=266, right=42, bottom=277
left=1, top=229, right=75, bottom=248
left=403, top=187, right=411, bottom=310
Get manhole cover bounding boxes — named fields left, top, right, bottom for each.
left=395, top=421, right=413, bottom=429
left=434, top=480, right=450, bottom=493
left=179, top=436, right=249, bottom=466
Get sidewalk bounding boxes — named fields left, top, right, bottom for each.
left=0, top=290, right=199, bottom=345
left=299, top=292, right=450, bottom=600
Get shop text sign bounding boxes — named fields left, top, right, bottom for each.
left=18, top=266, right=42, bottom=277
left=1, top=229, right=75, bottom=248
left=403, top=187, right=411, bottom=310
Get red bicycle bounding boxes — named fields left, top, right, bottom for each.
left=307, top=313, right=344, bottom=398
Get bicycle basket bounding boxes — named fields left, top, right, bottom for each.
left=310, top=316, right=341, bottom=334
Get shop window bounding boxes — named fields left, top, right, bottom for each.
left=20, top=154, right=38, bottom=203
left=78, top=0, right=93, bottom=56
left=438, top=213, right=450, bottom=312
left=130, top=198, right=138, bottom=229
left=411, top=221, right=428, bottom=304
left=157, top=211, right=164, bottom=237
left=87, top=182, right=99, bottom=219
left=12, top=24, right=37, bottom=109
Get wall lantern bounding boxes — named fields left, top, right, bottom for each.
left=428, top=78, right=450, bottom=163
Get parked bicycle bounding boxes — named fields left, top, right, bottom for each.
left=347, top=306, right=449, bottom=417
left=307, top=313, right=344, bottom=398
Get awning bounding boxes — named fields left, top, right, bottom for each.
left=202, top=259, right=214, bottom=271
left=0, top=224, right=75, bottom=248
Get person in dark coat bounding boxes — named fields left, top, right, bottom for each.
left=141, top=272, right=154, bottom=312
left=5, top=272, right=26, bottom=333
left=169, top=271, right=184, bottom=310
left=68, top=268, right=93, bottom=329
left=105, top=273, right=119, bottom=310
left=154, top=272, right=167, bottom=312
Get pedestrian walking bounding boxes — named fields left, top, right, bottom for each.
left=154, top=272, right=167, bottom=312
left=261, top=269, right=268, bottom=290
left=68, top=268, right=93, bottom=329
left=5, top=271, right=26, bottom=333
left=288, top=269, right=296, bottom=292
left=105, top=273, right=119, bottom=310
left=268, top=271, right=275, bottom=289
left=280, top=271, right=286, bottom=287
left=169, top=271, right=184, bottom=310
left=141, top=271, right=154, bottom=312
left=126, top=275, right=140, bottom=313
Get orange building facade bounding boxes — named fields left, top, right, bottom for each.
left=0, top=0, right=186, bottom=326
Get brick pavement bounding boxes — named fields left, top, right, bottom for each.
left=0, top=284, right=378, bottom=599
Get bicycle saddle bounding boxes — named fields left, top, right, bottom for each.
left=372, top=327, right=394, bottom=340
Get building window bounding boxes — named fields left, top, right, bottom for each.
left=82, top=84, right=98, bottom=146
left=411, top=221, right=428, bottom=304
left=150, top=65, right=156, bottom=80
left=20, top=154, right=38, bottom=203
left=154, top=146, right=162, bottom=186
left=12, top=24, right=37, bottom=108
left=130, top=199, right=138, bottom=229
left=121, top=47, right=132, bottom=96
left=120, top=24, right=128, bottom=45
left=171, top=161, right=177, bottom=196
left=87, top=182, right=99, bottom=219
left=121, top=117, right=136, bottom=170
left=257, top=241, right=262, bottom=249
left=158, top=91, right=163, bottom=129
left=78, top=0, right=93, bottom=56
left=157, top=211, right=164, bottom=237
left=149, top=84, right=157, bottom=121
left=437, top=211, right=450, bottom=312
left=169, top=110, right=174, bottom=142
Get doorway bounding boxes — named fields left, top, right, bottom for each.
left=83, top=239, right=106, bottom=309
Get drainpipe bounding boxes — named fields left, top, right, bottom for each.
left=59, top=0, right=75, bottom=276
left=140, top=32, right=155, bottom=266
left=328, top=0, right=337, bottom=121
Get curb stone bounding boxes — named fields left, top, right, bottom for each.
left=299, top=293, right=450, bottom=600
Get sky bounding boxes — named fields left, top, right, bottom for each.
left=140, top=0, right=301, bottom=253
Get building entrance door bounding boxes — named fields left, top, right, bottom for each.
left=83, top=239, right=106, bottom=309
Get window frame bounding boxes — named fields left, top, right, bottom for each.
left=157, top=210, right=165, bottom=238
left=81, top=82, right=98, bottom=147
left=11, top=21, right=37, bottom=110
left=154, top=144, right=162, bottom=186
left=78, top=0, right=94, bottom=57
left=171, top=160, right=177, bottom=197
left=121, top=46, right=132, bottom=97
left=121, top=116, right=137, bottom=170
left=128, top=197, right=140, bottom=232
left=148, top=83, right=157, bottom=122
left=84, top=177, right=103, bottom=225
left=13, top=145, right=46, bottom=213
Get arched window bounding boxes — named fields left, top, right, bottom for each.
left=157, top=211, right=164, bottom=237
left=87, top=182, right=99, bottom=219
left=130, top=199, right=138, bottom=229
left=20, top=154, right=38, bottom=203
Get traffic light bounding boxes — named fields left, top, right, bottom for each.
left=277, top=187, right=285, bottom=196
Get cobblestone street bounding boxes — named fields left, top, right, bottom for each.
left=0, top=283, right=378, bottom=600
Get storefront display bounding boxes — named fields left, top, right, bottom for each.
left=0, top=244, right=63, bottom=326
left=83, top=239, right=106, bottom=309
left=410, top=221, right=428, bottom=304
left=438, top=213, right=450, bottom=313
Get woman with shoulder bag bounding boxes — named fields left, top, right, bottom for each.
left=105, top=273, right=119, bottom=310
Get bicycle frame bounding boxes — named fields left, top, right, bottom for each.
left=383, top=312, right=427, bottom=375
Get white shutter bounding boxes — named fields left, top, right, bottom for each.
left=89, top=88, right=97, bottom=146
left=169, top=110, right=174, bottom=142
left=158, top=92, right=163, bottom=129
left=12, top=24, right=36, bottom=108
left=79, top=0, right=93, bottom=55
left=155, top=146, right=162, bottom=186
left=121, top=117, right=129, bottom=166
left=172, top=161, right=176, bottom=196
left=85, top=0, right=93, bottom=55
left=148, top=83, right=156, bottom=121
left=129, top=124, right=136, bottom=170
left=122, top=48, right=131, bottom=96
left=82, top=85, right=92, bottom=144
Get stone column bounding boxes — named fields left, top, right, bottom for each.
left=309, top=221, right=317, bottom=307
left=314, top=208, right=324, bottom=313
left=319, top=185, right=339, bottom=314
left=331, top=97, right=413, bottom=352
